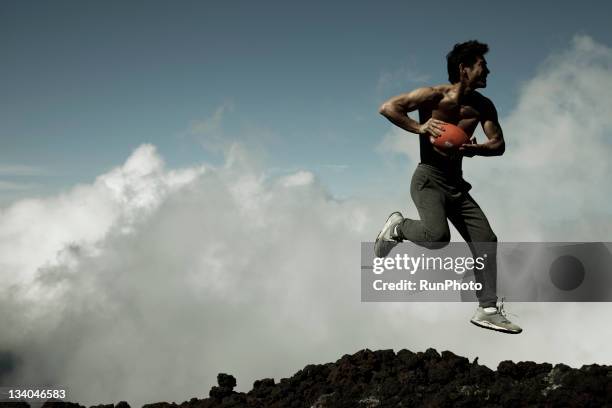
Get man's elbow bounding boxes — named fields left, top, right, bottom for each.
left=378, top=102, right=394, bottom=117
left=495, top=141, right=505, bottom=156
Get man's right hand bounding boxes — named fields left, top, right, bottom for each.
left=419, top=118, right=446, bottom=137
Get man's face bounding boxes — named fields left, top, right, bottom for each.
left=464, top=56, right=490, bottom=89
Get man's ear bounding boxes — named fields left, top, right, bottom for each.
left=458, top=62, right=466, bottom=79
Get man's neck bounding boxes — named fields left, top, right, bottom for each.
left=452, top=81, right=476, bottom=100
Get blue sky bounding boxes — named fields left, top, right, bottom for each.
left=2, top=0, right=612, bottom=202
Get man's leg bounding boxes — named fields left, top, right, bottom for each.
left=374, top=167, right=450, bottom=257
left=448, top=193, right=522, bottom=333
left=447, top=193, right=498, bottom=307
left=396, top=168, right=451, bottom=249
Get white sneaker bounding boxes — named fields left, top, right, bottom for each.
left=470, top=302, right=522, bottom=334
left=374, top=212, right=403, bottom=258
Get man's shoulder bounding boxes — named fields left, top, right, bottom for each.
left=468, top=92, right=500, bottom=123
left=411, top=84, right=450, bottom=103
left=472, top=91, right=494, bottom=106
left=430, top=84, right=453, bottom=94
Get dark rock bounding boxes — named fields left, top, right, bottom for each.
left=47, top=348, right=612, bottom=407
left=252, top=378, right=274, bottom=390
left=0, top=403, right=30, bottom=408
left=41, top=403, right=86, bottom=408
left=142, top=404, right=177, bottom=408
left=216, top=374, right=236, bottom=390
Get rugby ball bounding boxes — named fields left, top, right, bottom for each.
left=430, top=123, right=470, bottom=151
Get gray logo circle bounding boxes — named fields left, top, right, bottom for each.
left=549, top=255, right=585, bottom=291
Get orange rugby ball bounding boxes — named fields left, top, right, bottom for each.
left=430, top=123, right=470, bottom=151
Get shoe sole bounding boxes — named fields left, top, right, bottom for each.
left=470, top=319, right=522, bottom=334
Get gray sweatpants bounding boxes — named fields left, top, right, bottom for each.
left=398, top=164, right=498, bottom=307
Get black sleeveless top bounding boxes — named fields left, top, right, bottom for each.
left=418, top=110, right=463, bottom=177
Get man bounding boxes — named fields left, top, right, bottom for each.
left=375, top=40, right=521, bottom=334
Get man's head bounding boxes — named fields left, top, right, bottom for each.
left=446, top=40, right=490, bottom=88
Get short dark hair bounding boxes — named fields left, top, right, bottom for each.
left=446, top=40, right=489, bottom=83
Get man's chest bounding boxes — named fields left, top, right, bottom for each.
left=436, top=96, right=482, bottom=121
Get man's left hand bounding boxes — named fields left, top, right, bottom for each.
left=459, top=137, right=479, bottom=157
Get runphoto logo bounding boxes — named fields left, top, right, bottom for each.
left=372, top=253, right=486, bottom=275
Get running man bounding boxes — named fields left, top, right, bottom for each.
left=375, top=40, right=521, bottom=334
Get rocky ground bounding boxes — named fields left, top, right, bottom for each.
left=2, top=348, right=610, bottom=407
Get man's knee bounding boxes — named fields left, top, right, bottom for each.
left=473, top=231, right=497, bottom=243
left=423, top=229, right=451, bottom=249
left=471, top=231, right=497, bottom=258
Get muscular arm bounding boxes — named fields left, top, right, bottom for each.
left=478, top=98, right=505, bottom=156
left=460, top=96, right=505, bottom=157
left=378, top=87, right=443, bottom=135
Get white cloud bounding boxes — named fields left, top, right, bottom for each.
left=1, top=35, right=612, bottom=408
left=0, top=142, right=388, bottom=406
left=189, top=103, right=235, bottom=154
left=280, top=170, right=315, bottom=187
left=0, top=144, right=203, bottom=292
left=378, top=126, right=421, bottom=165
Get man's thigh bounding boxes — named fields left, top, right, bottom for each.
left=410, top=169, right=450, bottom=241
left=448, top=193, right=496, bottom=242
